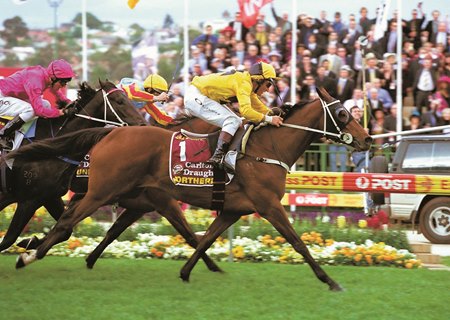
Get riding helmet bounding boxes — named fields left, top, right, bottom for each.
left=143, top=74, right=168, bottom=93
left=47, top=59, right=76, bottom=80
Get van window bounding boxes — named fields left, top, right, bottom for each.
left=402, top=142, right=450, bottom=172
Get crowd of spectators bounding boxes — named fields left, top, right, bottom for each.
left=159, top=2, right=450, bottom=171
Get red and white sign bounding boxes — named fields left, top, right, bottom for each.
left=238, top=0, right=273, bottom=28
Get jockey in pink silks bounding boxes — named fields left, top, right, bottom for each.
left=0, top=59, right=75, bottom=147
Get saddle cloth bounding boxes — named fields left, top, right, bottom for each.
left=169, top=131, right=235, bottom=187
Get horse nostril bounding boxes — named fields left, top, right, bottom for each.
left=366, top=137, right=373, bottom=145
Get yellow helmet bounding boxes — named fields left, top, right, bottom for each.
left=249, top=61, right=280, bottom=81
left=143, top=74, right=168, bottom=92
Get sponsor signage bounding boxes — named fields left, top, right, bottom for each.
left=281, top=193, right=364, bottom=207
left=286, top=172, right=450, bottom=195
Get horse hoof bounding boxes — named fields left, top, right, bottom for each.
left=329, top=283, right=344, bottom=292
left=179, top=274, right=190, bottom=282
left=85, top=258, right=95, bottom=269
left=15, top=255, right=26, bottom=269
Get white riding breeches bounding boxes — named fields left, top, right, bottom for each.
left=184, top=85, right=242, bottom=135
left=0, top=90, right=46, bottom=122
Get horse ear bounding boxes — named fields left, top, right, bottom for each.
left=98, top=79, right=105, bottom=89
left=316, top=87, right=332, bottom=102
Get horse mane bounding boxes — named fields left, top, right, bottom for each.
left=281, top=99, right=311, bottom=120
left=75, top=82, right=97, bottom=108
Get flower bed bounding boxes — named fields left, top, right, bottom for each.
left=0, top=205, right=420, bottom=268
left=1, top=232, right=421, bottom=269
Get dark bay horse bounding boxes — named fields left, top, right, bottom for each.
left=13, top=88, right=372, bottom=290
left=0, top=80, right=146, bottom=251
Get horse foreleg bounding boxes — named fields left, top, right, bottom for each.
left=85, top=209, right=144, bottom=269
left=0, top=200, right=42, bottom=252
left=180, top=212, right=240, bottom=282
left=260, top=202, right=343, bottom=291
left=160, top=200, right=223, bottom=273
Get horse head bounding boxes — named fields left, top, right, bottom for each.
left=92, top=79, right=147, bottom=127
left=316, top=87, right=372, bottom=151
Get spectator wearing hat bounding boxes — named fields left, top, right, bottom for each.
left=405, top=111, right=423, bottom=131
left=431, top=76, right=450, bottom=113
left=412, top=55, right=438, bottom=114
left=220, top=26, right=236, bottom=45
left=356, top=52, right=382, bottom=88
left=335, top=65, right=355, bottom=103
left=268, top=50, right=282, bottom=71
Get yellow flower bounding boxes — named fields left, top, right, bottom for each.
left=358, top=219, right=368, bottom=228
left=337, top=216, right=346, bottom=229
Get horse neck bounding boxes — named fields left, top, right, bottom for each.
left=252, top=100, right=324, bottom=167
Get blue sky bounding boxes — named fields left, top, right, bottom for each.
left=0, top=0, right=447, bottom=30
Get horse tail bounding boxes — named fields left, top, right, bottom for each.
left=7, top=127, right=115, bottom=161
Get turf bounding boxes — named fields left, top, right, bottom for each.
left=0, top=255, right=448, bottom=320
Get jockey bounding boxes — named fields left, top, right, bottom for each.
left=184, top=61, right=283, bottom=169
left=0, top=59, right=75, bottom=147
left=119, top=74, right=172, bottom=125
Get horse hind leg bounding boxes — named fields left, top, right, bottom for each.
left=158, top=199, right=223, bottom=273
left=0, top=200, right=42, bottom=252
left=16, top=195, right=108, bottom=268
left=259, top=202, right=343, bottom=291
left=180, top=212, right=240, bottom=282
left=85, top=208, right=145, bottom=269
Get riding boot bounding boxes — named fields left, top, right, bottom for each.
left=207, top=131, right=233, bottom=169
left=0, top=115, right=25, bottom=149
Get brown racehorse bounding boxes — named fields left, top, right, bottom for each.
left=14, top=88, right=372, bottom=291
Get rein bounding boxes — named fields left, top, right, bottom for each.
left=74, top=88, right=129, bottom=127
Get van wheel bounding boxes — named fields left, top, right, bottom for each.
left=419, top=197, right=450, bottom=244
left=369, top=156, right=388, bottom=205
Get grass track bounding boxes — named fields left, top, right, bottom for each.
left=0, top=255, right=449, bottom=320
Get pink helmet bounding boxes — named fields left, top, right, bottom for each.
left=47, top=59, right=75, bottom=79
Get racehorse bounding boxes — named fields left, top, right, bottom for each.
left=0, top=80, right=146, bottom=252
left=13, top=87, right=372, bottom=291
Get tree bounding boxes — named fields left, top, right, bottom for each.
left=129, top=23, right=145, bottom=44
left=72, top=12, right=103, bottom=30
left=163, top=14, right=174, bottom=29
left=0, top=16, right=29, bottom=48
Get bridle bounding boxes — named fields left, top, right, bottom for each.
left=74, top=88, right=130, bottom=127
left=246, top=97, right=355, bottom=172
left=280, top=98, right=354, bottom=144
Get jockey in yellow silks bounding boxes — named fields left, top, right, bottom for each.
left=119, top=74, right=173, bottom=125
